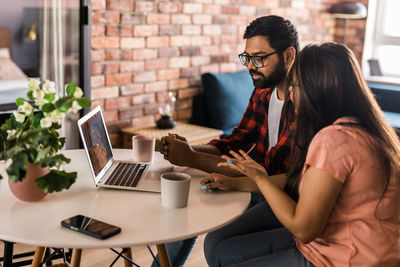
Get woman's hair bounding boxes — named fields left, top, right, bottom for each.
left=284, top=42, right=400, bottom=206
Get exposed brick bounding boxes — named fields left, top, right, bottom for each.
left=171, top=36, right=191, bottom=46
left=145, top=81, right=168, bottom=93
left=175, top=109, right=192, bottom=121
left=92, top=64, right=104, bottom=79
left=122, top=50, right=133, bottom=60
left=134, top=71, right=157, bottom=83
left=227, top=15, right=247, bottom=25
left=106, top=0, right=133, bottom=11
left=106, top=25, right=119, bottom=36
left=90, top=99, right=105, bottom=110
left=92, top=50, right=106, bottom=62
left=171, top=14, right=191, bottom=24
left=132, top=49, right=158, bottom=60
left=169, top=57, right=190, bottom=68
left=121, top=25, right=133, bottom=37
left=104, top=63, right=119, bottom=74
left=121, top=13, right=146, bottom=24
left=134, top=1, right=157, bottom=13
left=175, top=98, right=193, bottom=110
left=160, top=25, right=180, bottom=36
left=144, top=103, right=161, bottom=115
left=200, top=45, right=220, bottom=56
left=183, top=3, right=203, bottom=14
left=92, top=37, right=120, bottom=49
left=92, top=0, right=106, bottom=10
left=191, top=56, right=211, bottom=66
left=156, top=91, right=171, bottom=102
left=103, top=110, right=119, bottom=122
left=131, top=115, right=155, bottom=128
left=91, top=75, right=105, bottom=88
left=221, top=25, right=237, bottom=35
left=147, top=13, right=170, bottom=24
left=220, top=63, right=239, bottom=73
left=120, top=84, right=144, bottom=96
left=91, top=86, right=119, bottom=100
left=104, top=12, right=120, bottom=24
left=92, top=24, right=105, bottom=37
left=190, top=36, right=211, bottom=46
left=105, top=73, right=132, bottom=86
left=105, top=49, right=121, bottom=60
left=204, top=4, right=221, bottom=14
left=120, top=107, right=143, bottom=120
left=159, top=2, right=182, bottom=13
left=239, top=6, right=256, bottom=16
left=193, top=14, right=212, bottom=24
left=145, top=58, right=169, bottom=70
left=203, top=25, right=221, bottom=35
left=133, top=25, right=159, bottom=37
left=109, top=133, right=120, bottom=147
left=200, top=64, right=219, bottom=73
left=105, top=96, right=131, bottom=110
left=107, top=120, right=130, bottom=136
left=120, top=61, right=145, bottom=73
left=147, top=36, right=170, bottom=48
left=120, top=37, right=145, bottom=49
left=181, top=47, right=200, bottom=56
left=169, top=79, right=190, bottom=90
left=221, top=6, right=239, bottom=14
left=181, top=25, right=201, bottom=35
left=180, top=67, right=200, bottom=78
left=92, top=11, right=103, bottom=24
left=158, top=47, right=180, bottom=58
left=157, top=69, right=180, bottom=80
left=132, top=93, right=156, bottom=105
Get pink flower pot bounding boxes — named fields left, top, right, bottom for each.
left=8, top=163, right=49, bottom=202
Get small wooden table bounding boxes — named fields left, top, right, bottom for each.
left=122, top=122, right=223, bottom=150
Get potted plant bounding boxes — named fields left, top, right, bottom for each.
left=0, top=79, right=91, bottom=201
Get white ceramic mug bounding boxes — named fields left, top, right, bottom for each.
left=132, top=135, right=155, bottom=162
left=161, top=172, right=191, bottom=209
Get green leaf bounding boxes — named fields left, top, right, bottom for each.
left=65, top=83, right=76, bottom=97
left=35, top=154, right=70, bottom=168
left=6, top=152, right=28, bottom=182
left=33, top=113, right=44, bottom=128
left=41, top=103, right=55, bottom=113
left=77, top=98, right=91, bottom=108
left=55, top=98, right=73, bottom=112
left=27, top=90, right=34, bottom=100
left=44, top=94, right=55, bottom=102
left=15, top=98, right=25, bottom=106
left=35, top=170, right=77, bottom=193
left=10, top=114, right=23, bottom=129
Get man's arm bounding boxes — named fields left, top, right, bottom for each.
left=191, top=144, right=222, bottom=155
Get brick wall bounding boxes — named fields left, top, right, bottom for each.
left=90, top=0, right=367, bottom=147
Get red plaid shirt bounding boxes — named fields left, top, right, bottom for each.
left=208, top=88, right=293, bottom=175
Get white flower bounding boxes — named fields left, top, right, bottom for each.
left=18, top=101, right=33, bottom=115
left=33, top=89, right=46, bottom=107
left=73, top=87, right=83, bottom=98
left=49, top=109, right=65, bottom=124
left=70, top=100, right=82, bottom=113
left=6, top=129, right=17, bottom=139
left=13, top=111, right=26, bottom=123
left=28, top=79, right=39, bottom=90
left=42, top=80, right=56, bottom=94
left=40, top=117, right=53, bottom=128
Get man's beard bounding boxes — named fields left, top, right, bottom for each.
left=249, top=58, right=286, bottom=89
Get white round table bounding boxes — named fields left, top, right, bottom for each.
left=0, top=149, right=251, bottom=266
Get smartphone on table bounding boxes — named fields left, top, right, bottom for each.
left=61, top=215, right=121, bottom=240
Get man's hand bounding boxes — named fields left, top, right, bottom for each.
left=159, top=133, right=193, bottom=166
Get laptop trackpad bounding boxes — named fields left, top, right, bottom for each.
left=146, top=166, right=174, bottom=180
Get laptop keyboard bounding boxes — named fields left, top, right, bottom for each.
left=105, top=163, right=148, bottom=187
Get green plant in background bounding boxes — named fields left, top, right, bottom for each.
left=0, top=79, right=91, bottom=193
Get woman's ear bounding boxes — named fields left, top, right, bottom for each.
left=283, top=47, right=296, bottom=70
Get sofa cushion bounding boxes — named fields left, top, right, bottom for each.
left=201, top=70, right=253, bottom=135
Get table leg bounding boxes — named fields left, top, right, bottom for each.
left=123, top=247, right=133, bottom=267
left=70, top=248, right=82, bottom=267
left=32, top=246, right=45, bottom=267
left=156, top=244, right=171, bottom=267
left=3, top=241, right=14, bottom=267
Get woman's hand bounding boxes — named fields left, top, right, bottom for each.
left=217, top=149, right=269, bottom=182
left=200, top=173, right=235, bottom=191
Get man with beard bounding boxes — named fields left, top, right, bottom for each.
left=151, top=16, right=299, bottom=267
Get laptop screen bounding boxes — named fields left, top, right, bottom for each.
left=79, top=108, right=113, bottom=176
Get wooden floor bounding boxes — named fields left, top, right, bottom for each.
left=0, top=235, right=207, bottom=267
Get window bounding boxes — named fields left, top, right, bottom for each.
left=363, top=0, right=400, bottom=78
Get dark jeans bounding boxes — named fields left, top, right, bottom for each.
left=204, top=200, right=314, bottom=267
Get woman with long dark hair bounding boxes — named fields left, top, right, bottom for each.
left=213, top=43, right=400, bottom=266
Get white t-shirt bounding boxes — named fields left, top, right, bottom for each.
left=268, top=88, right=284, bottom=150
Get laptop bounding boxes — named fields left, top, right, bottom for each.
left=77, top=106, right=168, bottom=193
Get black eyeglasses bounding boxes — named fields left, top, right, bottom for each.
left=238, top=51, right=279, bottom=68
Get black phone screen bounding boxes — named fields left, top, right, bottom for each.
left=61, top=215, right=121, bottom=239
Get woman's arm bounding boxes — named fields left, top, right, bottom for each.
left=219, top=150, right=343, bottom=243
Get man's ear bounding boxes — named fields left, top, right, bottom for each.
left=283, top=46, right=296, bottom=70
